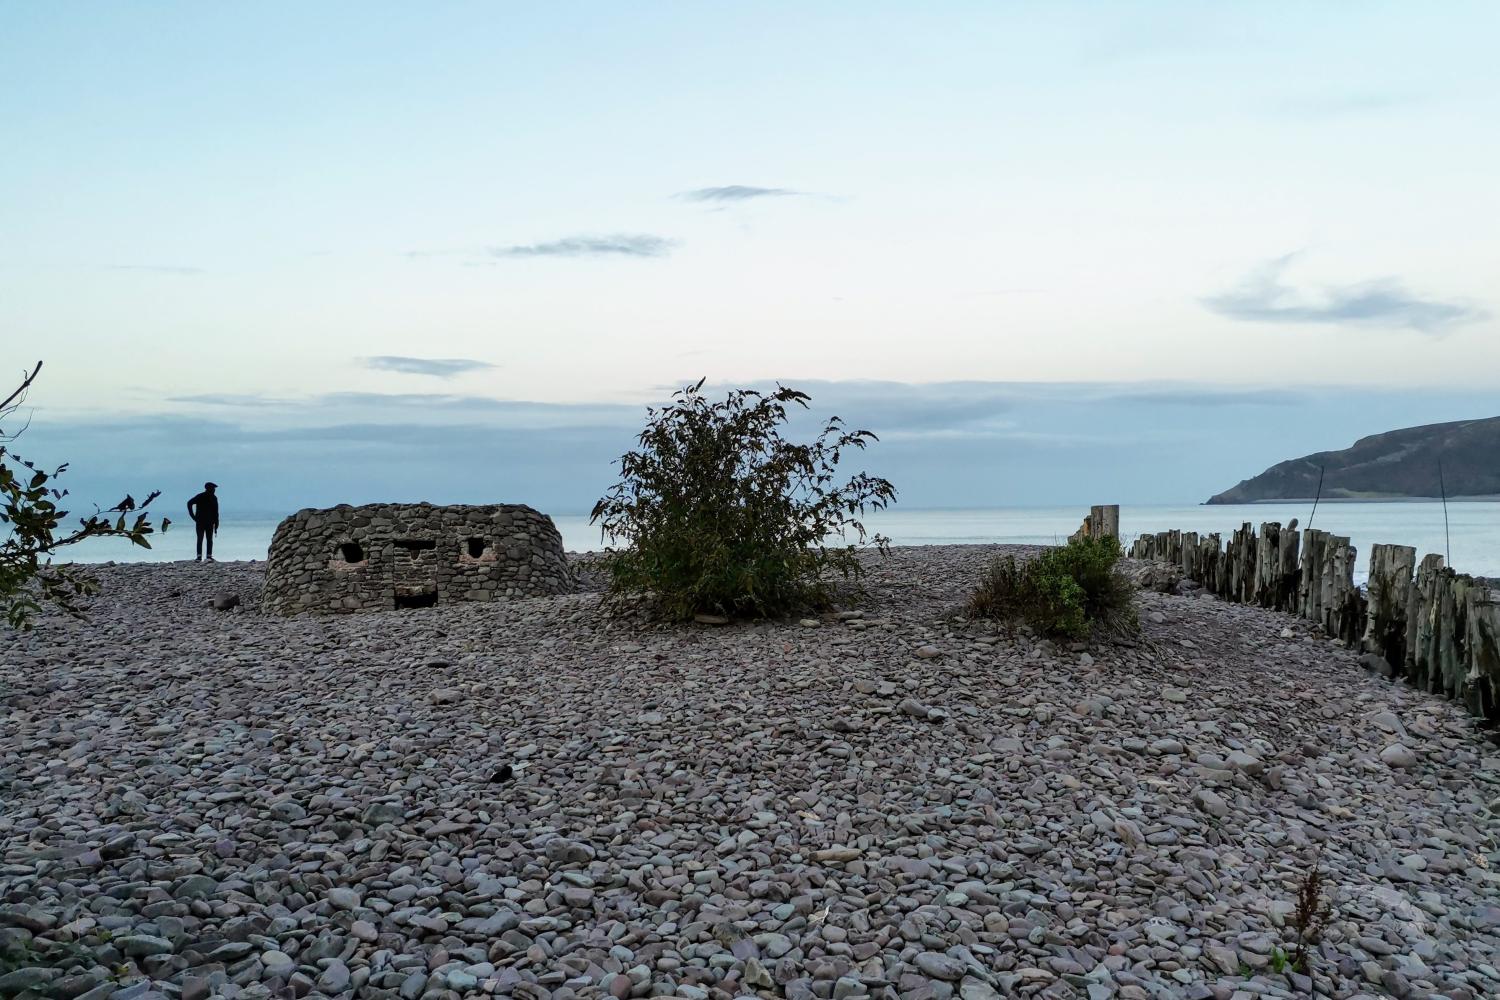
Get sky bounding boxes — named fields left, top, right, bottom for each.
left=2, top=3, right=1497, bottom=516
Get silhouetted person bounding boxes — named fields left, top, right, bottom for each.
left=187, top=482, right=219, bottom=561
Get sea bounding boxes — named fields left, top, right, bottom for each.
left=61, top=501, right=1500, bottom=585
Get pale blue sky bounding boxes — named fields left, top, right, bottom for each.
left=2, top=3, right=1497, bottom=512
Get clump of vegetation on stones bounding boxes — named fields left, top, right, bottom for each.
left=1289, top=851, right=1333, bottom=975
left=968, top=535, right=1137, bottom=639
left=591, top=380, right=896, bottom=621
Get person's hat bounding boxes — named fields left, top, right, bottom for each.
left=205, top=481, right=218, bottom=489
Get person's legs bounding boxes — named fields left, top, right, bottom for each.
left=195, top=522, right=206, bottom=560
left=205, top=527, right=214, bottom=561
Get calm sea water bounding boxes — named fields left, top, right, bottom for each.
left=62, top=501, right=1500, bottom=584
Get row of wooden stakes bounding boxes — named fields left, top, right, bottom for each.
left=1126, top=522, right=1500, bottom=722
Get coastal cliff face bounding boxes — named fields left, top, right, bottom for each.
left=1208, top=415, right=1500, bottom=504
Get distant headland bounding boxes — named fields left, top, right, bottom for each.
left=1207, top=415, right=1500, bottom=505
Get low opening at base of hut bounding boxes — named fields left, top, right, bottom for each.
left=394, top=590, right=438, bottom=610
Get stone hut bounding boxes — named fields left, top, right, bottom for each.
left=261, top=502, right=573, bottom=615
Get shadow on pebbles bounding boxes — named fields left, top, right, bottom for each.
left=1, top=547, right=1498, bottom=1000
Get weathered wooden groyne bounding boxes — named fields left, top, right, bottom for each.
left=1128, top=523, right=1500, bottom=722
left=1070, top=504, right=1120, bottom=543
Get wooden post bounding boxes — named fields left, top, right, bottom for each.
left=1182, top=531, right=1199, bottom=579
left=1407, top=554, right=1444, bottom=686
left=1464, top=582, right=1500, bottom=718
left=1204, top=533, right=1225, bottom=594
left=1227, top=523, right=1257, bottom=604
left=1276, top=525, right=1300, bottom=613
left=1363, top=544, right=1416, bottom=668
left=1424, top=570, right=1465, bottom=699
left=1074, top=505, right=1120, bottom=544
left=1254, top=522, right=1282, bottom=608
left=1317, top=535, right=1360, bottom=643
left=1299, top=529, right=1327, bottom=623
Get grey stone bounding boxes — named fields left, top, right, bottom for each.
left=362, top=802, right=405, bottom=825
left=1380, top=744, right=1418, bottom=768
left=316, top=961, right=350, bottom=994
left=914, top=952, right=965, bottom=981
left=118, top=935, right=175, bottom=957
left=327, top=887, right=361, bottom=910
left=0, top=968, right=61, bottom=993
left=1193, top=788, right=1229, bottom=817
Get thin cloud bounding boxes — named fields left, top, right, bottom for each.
left=168, top=393, right=291, bottom=407
left=676, top=185, right=801, bottom=203
left=108, top=264, right=206, bottom=275
left=1202, top=256, right=1485, bottom=334
left=1099, top=387, right=1308, bottom=407
left=489, top=234, right=674, bottom=259
left=174, top=389, right=639, bottom=429
left=362, top=356, right=496, bottom=378
left=320, top=392, right=633, bottom=424
left=1271, top=93, right=1425, bottom=117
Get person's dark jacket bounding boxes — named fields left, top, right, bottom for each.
left=187, top=491, right=219, bottom=529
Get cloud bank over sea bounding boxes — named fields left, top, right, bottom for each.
left=22, top=379, right=1498, bottom=516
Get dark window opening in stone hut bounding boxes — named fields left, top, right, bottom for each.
left=338, top=542, right=364, bottom=562
left=394, top=538, right=437, bottom=551
left=394, top=590, right=439, bottom=610
left=466, top=537, right=486, bottom=558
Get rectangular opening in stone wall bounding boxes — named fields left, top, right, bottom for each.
left=394, top=590, right=438, bottom=610
left=394, top=538, right=437, bottom=551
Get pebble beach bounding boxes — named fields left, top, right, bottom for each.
left=2, top=546, right=1498, bottom=1000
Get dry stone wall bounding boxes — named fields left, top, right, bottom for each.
left=1129, top=521, right=1500, bottom=721
left=262, top=503, right=572, bottom=615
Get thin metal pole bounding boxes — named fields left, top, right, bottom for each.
left=1438, top=459, right=1451, bottom=564
left=1307, top=466, right=1325, bottom=533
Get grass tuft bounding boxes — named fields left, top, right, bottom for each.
left=968, top=536, right=1137, bottom=640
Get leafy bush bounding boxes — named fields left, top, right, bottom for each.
left=2, top=361, right=166, bottom=629
left=969, top=535, right=1136, bottom=639
left=591, top=380, right=896, bottom=620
